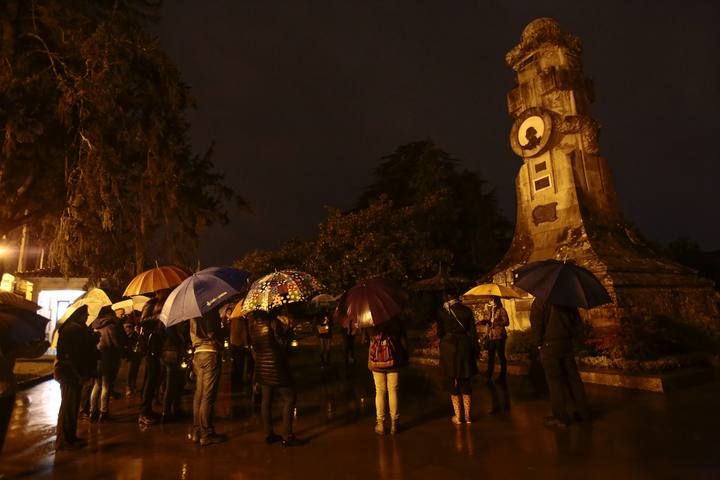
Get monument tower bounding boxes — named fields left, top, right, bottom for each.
left=492, top=18, right=719, bottom=331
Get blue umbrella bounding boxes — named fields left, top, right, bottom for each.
left=0, top=305, right=50, bottom=344
left=160, top=267, right=250, bottom=327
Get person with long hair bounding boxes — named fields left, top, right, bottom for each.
left=367, top=316, right=408, bottom=435
left=248, top=308, right=302, bottom=447
left=438, top=292, right=479, bottom=424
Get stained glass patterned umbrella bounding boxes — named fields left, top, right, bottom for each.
left=240, top=270, right=323, bottom=314
left=123, top=265, right=190, bottom=297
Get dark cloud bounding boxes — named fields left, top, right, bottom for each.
left=157, top=0, right=720, bottom=265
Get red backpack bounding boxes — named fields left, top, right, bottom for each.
left=368, top=333, right=396, bottom=369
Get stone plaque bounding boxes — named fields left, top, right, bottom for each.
left=532, top=202, right=558, bottom=225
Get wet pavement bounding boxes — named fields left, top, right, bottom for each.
left=2, top=344, right=720, bottom=479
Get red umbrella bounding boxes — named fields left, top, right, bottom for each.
left=335, top=278, right=404, bottom=329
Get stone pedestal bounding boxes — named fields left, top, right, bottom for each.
left=491, top=18, right=719, bottom=332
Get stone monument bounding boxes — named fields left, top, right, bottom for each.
left=492, top=18, right=719, bottom=332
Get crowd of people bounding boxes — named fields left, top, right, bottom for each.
left=2, top=286, right=591, bottom=453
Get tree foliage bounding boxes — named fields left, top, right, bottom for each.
left=357, top=140, right=511, bottom=275
left=0, top=1, right=242, bottom=280
left=235, top=140, right=511, bottom=292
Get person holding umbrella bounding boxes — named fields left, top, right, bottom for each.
left=239, top=270, right=322, bottom=447
left=138, top=289, right=169, bottom=426
left=484, top=297, right=510, bottom=385
left=437, top=291, right=479, bottom=424
left=247, top=308, right=300, bottom=446
left=530, top=298, right=591, bottom=427
left=159, top=267, right=252, bottom=445
left=515, top=259, right=609, bottom=428
left=189, top=308, right=226, bottom=446
left=0, top=299, right=49, bottom=453
left=54, top=305, right=98, bottom=450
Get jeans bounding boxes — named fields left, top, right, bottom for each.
left=261, top=385, right=296, bottom=437
left=56, top=381, right=82, bottom=447
left=90, top=353, right=120, bottom=414
left=487, top=338, right=507, bottom=381
left=0, top=394, right=14, bottom=453
left=540, top=344, right=590, bottom=423
left=192, top=351, right=221, bottom=438
left=372, top=371, right=399, bottom=422
left=161, top=350, right=183, bottom=415
left=141, top=355, right=161, bottom=416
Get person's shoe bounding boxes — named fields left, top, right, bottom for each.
left=450, top=395, right=462, bottom=424
left=265, top=433, right=282, bottom=445
left=189, top=428, right=200, bottom=443
left=79, top=411, right=90, bottom=421
left=138, top=414, right=157, bottom=425
left=110, top=390, right=122, bottom=400
left=98, top=412, right=111, bottom=423
left=89, top=411, right=99, bottom=423
left=125, top=387, right=136, bottom=398
left=544, top=415, right=570, bottom=429
left=200, top=433, right=227, bottom=446
left=374, top=420, right=385, bottom=435
left=389, top=419, right=399, bottom=435
left=282, top=435, right=304, bottom=447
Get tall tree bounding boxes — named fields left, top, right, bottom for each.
left=358, top=140, right=511, bottom=275
left=0, top=1, right=243, bottom=280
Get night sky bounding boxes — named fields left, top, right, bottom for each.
left=156, top=1, right=720, bottom=267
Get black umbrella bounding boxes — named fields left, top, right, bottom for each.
left=513, top=259, right=611, bottom=308
left=0, top=304, right=49, bottom=344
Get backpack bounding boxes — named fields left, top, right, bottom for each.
left=368, top=333, right=396, bottom=369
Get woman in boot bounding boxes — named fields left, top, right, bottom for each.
left=367, top=316, right=407, bottom=435
left=437, top=292, right=479, bottom=424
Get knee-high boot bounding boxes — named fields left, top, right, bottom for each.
left=451, top=395, right=462, bottom=424
left=462, top=394, right=472, bottom=423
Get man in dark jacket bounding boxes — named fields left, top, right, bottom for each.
left=138, top=291, right=168, bottom=425
left=189, top=308, right=226, bottom=446
left=54, top=305, right=97, bottom=450
left=161, top=322, right=188, bottom=422
left=530, top=298, right=590, bottom=427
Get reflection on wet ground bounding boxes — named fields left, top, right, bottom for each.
left=1, top=345, right=720, bottom=479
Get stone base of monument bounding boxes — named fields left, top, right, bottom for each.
left=410, top=349, right=718, bottom=393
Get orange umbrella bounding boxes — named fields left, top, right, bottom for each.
left=123, top=265, right=190, bottom=297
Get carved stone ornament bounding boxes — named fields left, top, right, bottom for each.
left=505, top=17, right=583, bottom=71
left=558, top=115, right=600, bottom=154
left=510, top=107, right=553, bottom=158
left=532, top=202, right=558, bottom=225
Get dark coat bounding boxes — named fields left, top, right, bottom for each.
left=437, top=301, right=478, bottom=379
left=229, top=316, right=250, bottom=348
left=93, top=313, right=127, bottom=353
left=530, top=299, right=580, bottom=353
left=55, top=319, right=98, bottom=384
left=248, top=311, right=293, bottom=387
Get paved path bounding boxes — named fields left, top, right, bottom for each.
left=2, top=347, right=719, bottom=479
